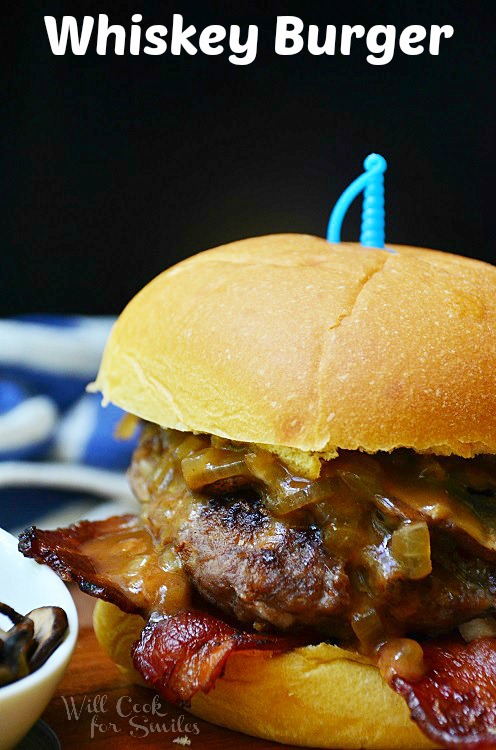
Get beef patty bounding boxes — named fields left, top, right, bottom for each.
left=176, top=495, right=351, bottom=632
left=130, top=425, right=496, bottom=648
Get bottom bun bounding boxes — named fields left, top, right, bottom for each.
left=93, top=600, right=438, bottom=749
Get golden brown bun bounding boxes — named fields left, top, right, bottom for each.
left=92, top=234, right=496, bottom=458
left=94, top=600, right=438, bottom=749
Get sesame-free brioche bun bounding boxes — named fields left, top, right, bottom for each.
left=92, top=234, right=496, bottom=458
left=94, top=600, right=437, bottom=749
left=90, top=234, right=495, bottom=748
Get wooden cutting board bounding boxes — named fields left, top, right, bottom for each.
left=41, top=590, right=304, bottom=749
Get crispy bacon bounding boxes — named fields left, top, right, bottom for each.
left=390, top=637, right=496, bottom=749
left=18, top=515, right=190, bottom=617
left=19, top=515, right=144, bottom=614
left=17, top=512, right=496, bottom=747
left=132, top=610, right=306, bottom=706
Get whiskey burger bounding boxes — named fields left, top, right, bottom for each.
left=20, top=235, right=496, bottom=749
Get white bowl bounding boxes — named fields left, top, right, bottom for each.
left=0, top=528, right=78, bottom=749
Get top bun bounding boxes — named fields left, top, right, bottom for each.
left=92, top=234, right=496, bottom=458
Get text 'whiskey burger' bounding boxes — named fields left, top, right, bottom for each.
left=20, top=158, right=496, bottom=749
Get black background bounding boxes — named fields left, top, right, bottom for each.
left=3, top=1, right=495, bottom=316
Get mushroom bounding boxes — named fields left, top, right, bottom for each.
left=0, top=618, right=34, bottom=686
left=0, top=602, right=24, bottom=626
left=26, top=606, right=69, bottom=672
left=0, top=602, right=69, bottom=685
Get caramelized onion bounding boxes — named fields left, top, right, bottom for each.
left=181, top=448, right=248, bottom=491
left=245, top=451, right=316, bottom=514
left=115, top=412, right=140, bottom=439
left=391, top=521, right=432, bottom=580
left=351, top=608, right=383, bottom=648
left=459, top=617, right=496, bottom=643
left=267, top=481, right=336, bottom=515
left=322, top=522, right=363, bottom=557
left=173, top=434, right=209, bottom=460
left=336, top=456, right=383, bottom=500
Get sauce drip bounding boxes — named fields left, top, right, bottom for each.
left=129, top=426, right=496, bottom=655
left=378, top=638, right=426, bottom=683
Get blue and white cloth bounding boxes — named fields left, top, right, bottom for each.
left=0, top=315, right=139, bottom=531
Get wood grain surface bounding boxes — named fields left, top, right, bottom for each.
left=41, top=590, right=304, bottom=750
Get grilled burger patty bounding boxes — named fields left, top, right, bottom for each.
left=177, top=495, right=351, bottom=633
left=130, top=425, right=496, bottom=650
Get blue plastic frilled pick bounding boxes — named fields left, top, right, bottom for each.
left=327, top=153, right=388, bottom=249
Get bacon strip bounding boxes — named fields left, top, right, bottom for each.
left=19, top=515, right=143, bottom=614
left=18, top=517, right=496, bottom=747
left=18, top=515, right=190, bottom=617
left=389, top=637, right=496, bottom=749
left=132, top=610, right=306, bottom=706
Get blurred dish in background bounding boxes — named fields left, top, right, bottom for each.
left=0, top=315, right=138, bottom=532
